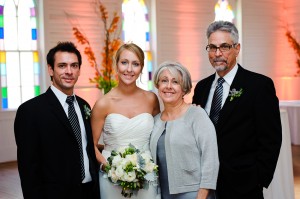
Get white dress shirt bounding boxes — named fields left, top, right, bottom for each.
left=51, top=85, right=92, bottom=183
left=205, top=64, right=239, bottom=115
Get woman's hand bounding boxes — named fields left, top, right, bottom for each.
left=196, top=188, right=210, bottom=199
left=100, top=162, right=108, bottom=172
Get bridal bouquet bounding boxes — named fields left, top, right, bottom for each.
left=104, top=144, right=158, bottom=198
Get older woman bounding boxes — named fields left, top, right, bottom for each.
left=150, top=61, right=219, bottom=199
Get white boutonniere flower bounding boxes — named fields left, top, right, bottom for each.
left=83, top=105, right=91, bottom=119
left=229, top=88, right=243, bottom=101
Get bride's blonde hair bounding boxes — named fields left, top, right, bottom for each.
left=113, top=43, right=145, bottom=71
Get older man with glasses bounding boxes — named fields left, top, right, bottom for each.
left=192, top=21, right=282, bottom=199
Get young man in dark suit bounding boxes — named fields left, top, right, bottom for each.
left=192, top=21, right=282, bottom=199
left=14, top=42, right=100, bottom=199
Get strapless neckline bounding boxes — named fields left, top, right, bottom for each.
left=102, top=112, right=154, bottom=151
left=106, top=112, right=152, bottom=120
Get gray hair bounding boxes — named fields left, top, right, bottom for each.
left=206, top=21, right=239, bottom=44
left=153, top=61, right=192, bottom=95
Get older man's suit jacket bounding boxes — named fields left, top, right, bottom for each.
left=192, top=65, right=282, bottom=198
left=14, top=88, right=99, bottom=199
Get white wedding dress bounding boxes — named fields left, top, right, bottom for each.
left=100, top=113, right=160, bottom=199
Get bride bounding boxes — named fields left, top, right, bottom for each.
left=91, top=43, right=160, bottom=198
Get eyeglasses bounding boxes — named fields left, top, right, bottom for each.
left=206, top=43, right=237, bottom=52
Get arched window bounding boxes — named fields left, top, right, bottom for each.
left=0, top=0, right=40, bottom=110
left=122, top=0, right=152, bottom=90
left=215, top=0, right=234, bottom=22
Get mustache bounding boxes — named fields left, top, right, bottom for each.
left=62, top=75, right=75, bottom=79
left=213, top=58, right=227, bottom=63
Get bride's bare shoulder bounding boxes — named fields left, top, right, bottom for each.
left=93, top=89, right=117, bottom=109
left=141, top=90, right=159, bottom=103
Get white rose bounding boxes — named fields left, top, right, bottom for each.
left=125, top=153, right=138, bottom=166
left=122, top=171, right=136, bottom=182
left=115, top=165, right=124, bottom=178
left=112, top=155, right=122, bottom=167
left=144, top=162, right=156, bottom=173
left=120, top=158, right=130, bottom=169
left=108, top=168, right=119, bottom=183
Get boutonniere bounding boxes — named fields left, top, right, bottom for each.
left=83, top=105, right=91, bottom=119
left=229, top=88, right=243, bottom=101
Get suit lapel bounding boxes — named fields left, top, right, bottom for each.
left=201, top=75, right=215, bottom=107
left=217, top=65, right=246, bottom=130
left=45, top=88, right=74, bottom=136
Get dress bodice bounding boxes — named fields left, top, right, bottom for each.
left=99, top=113, right=161, bottom=199
left=102, top=113, right=154, bottom=152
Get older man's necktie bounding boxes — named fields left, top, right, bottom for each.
left=210, top=77, right=225, bottom=125
left=66, top=96, right=85, bottom=180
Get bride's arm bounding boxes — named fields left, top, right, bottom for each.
left=148, top=91, right=160, bottom=116
left=91, top=98, right=108, bottom=169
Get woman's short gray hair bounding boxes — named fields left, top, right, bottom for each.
left=153, top=61, right=192, bottom=95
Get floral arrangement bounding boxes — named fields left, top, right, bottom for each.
left=286, top=30, right=300, bottom=76
left=229, top=88, right=243, bottom=101
left=104, top=144, right=158, bottom=198
left=72, top=1, right=122, bottom=94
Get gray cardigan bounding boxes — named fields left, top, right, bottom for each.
left=150, top=105, right=219, bottom=194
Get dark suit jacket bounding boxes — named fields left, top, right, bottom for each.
left=14, top=88, right=100, bottom=199
left=192, top=65, right=282, bottom=198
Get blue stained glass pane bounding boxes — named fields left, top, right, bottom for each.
left=146, top=32, right=149, bottom=41
left=1, top=63, right=5, bottom=75
left=147, top=61, right=152, bottom=71
left=32, top=29, right=37, bottom=40
left=2, top=98, right=7, bottom=108
left=0, top=28, right=3, bottom=39
left=34, top=63, right=39, bottom=74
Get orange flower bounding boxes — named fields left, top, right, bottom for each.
left=286, top=30, right=300, bottom=76
left=72, top=1, right=121, bottom=93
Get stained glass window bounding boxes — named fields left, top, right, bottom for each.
left=215, top=0, right=234, bottom=22
left=0, top=0, right=39, bottom=110
left=122, top=0, right=153, bottom=91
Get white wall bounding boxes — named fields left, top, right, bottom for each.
left=155, top=0, right=215, bottom=102
left=0, top=112, right=17, bottom=162
left=239, top=0, right=300, bottom=100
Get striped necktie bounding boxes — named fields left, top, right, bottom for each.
left=210, top=77, right=225, bottom=125
left=66, top=96, right=85, bottom=181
